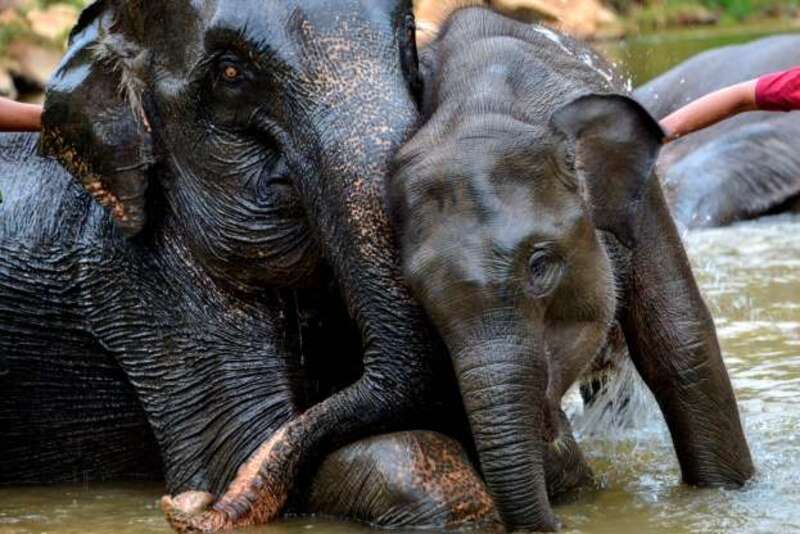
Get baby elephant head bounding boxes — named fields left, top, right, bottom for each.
left=390, top=93, right=663, bottom=531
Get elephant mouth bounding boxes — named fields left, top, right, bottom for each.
left=161, top=424, right=301, bottom=533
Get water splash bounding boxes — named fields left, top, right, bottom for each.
left=566, top=357, right=665, bottom=442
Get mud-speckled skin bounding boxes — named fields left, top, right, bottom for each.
left=301, top=431, right=501, bottom=530
left=389, top=6, right=754, bottom=531
left=635, top=35, right=800, bottom=229
left=0, top=1, right=490, bottom=531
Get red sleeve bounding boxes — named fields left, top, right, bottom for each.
left=755, top=67, right=800, bottom=111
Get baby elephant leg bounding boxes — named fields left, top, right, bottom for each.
left=545, top=411, right=595, bottom=502
left=303, top=431, right=502, bottom=530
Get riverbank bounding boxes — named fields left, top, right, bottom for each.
left=415, top=0, right=800, bottom=41
left=619, top=0, right=799, bottom=34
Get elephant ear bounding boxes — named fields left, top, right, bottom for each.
left=39, top=0, right=154, bottom=237
left=550, top=94, right=664, bottom=248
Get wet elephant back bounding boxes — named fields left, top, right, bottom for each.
left=0, top=133, right=161, bottom=484
left=634, top=35, right=800, bottom=228
left=634, top=34, right=800, bottom=181
left=663, top=113, right=800, bottom=228
left=0, top=132, right=109, bottom=245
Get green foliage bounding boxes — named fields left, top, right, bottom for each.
left=617, top=0, right=799, bottom=30
left=0, top=19, right=31, bottom=57
left=605, top=0, right=644, bottom=13
left=36, top=0, right=89, bottom=8
left=708, top=0, right=753, bottom=20
left=629, top=1, right=713, bottom=31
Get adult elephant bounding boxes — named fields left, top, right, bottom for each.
left=0, top=1, right=500, bottom=531
left=390, top=7, right=755, bottom=530
left=635, top=35, right=800, bottom=229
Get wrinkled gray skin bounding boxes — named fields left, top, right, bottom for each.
left=636, top=34, right=800, bottom=229
left=0, top=1, right=505, bottom=531
left=389, top=7, right=754, bottom=531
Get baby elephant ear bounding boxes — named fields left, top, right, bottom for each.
left=39, top=1, right=154, bottom=237
left=550, top=94, right=664, bottom=248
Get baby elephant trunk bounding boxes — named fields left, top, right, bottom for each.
left=452, top=336, right=559, bottom=532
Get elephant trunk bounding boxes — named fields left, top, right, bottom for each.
left=452, top=336, right=559, bottom=532
left=305, top=89, right=436, bottom=419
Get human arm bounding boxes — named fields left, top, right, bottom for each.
left=0, top=97, right=42, bottom=132
left=660, top=80, right=758, bottom=142
left=661, top=67, right=800, bottom=142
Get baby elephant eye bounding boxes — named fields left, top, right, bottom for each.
left=527, top=247, right=565, bottom=298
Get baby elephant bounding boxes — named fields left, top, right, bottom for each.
left=388, top=6, right=753, bottom=532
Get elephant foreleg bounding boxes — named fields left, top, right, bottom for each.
left=620, top=179, right=754, bottom=487
left=545, top=411, right=595, bottom=502
left=162, top=355, right=437, bottom=532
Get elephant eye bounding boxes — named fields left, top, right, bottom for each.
left=217, top=56, right=245, bottom=86
left=527, top=246, right=565, bottom=298
left=223, top=65, right=240, bottom=81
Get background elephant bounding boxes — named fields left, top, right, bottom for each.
left=389, top=7, right=754, bottom=531
left=0, top=0, right=501, bottom=531
left=635, top=35, right=800, bottom=229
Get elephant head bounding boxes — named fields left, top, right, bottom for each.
left=390, top=94, right=664, bottom=530
left=42, top=0, right=422, bottom=289
left=40, top=0, right=439, bottom=527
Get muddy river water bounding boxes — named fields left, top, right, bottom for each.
left=2, top=27, right=800, bottom=534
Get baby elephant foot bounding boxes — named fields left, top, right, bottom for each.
left=545, top=411, right=595, bottom=502
left=161, top=426, right=300, bottom=533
